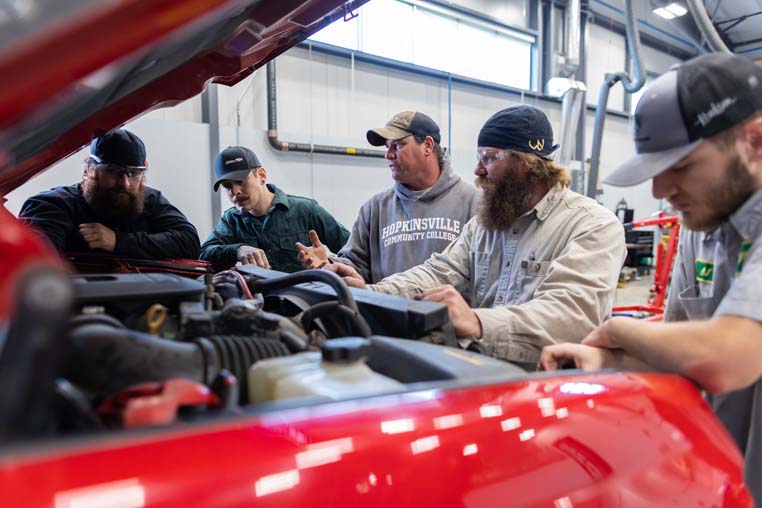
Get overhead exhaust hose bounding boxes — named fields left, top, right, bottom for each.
left=686, top=0, right=732, bottom=54
left=587, top=0, right=646, bottom=198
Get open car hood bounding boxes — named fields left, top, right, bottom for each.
left=0, top=0, right=366, bottom=195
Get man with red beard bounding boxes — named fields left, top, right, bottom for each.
left=326, top=105, right=625, bottom=369
left=539, top=54, right=762, bottom=506
left=20, top=129, right=200, bottom=260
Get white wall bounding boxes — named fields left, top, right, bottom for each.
left=5, top=117, right=214, bottom=239
left=6, top=22, right=683, bottom=241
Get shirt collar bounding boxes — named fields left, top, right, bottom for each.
left=728, top=186, right=762, bottom=241
left=532, top=184, right=565, bottom=222
left=268, top=184, right=290, bottom=211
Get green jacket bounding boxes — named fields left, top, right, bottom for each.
left=200, top=184, right=349, bottom=272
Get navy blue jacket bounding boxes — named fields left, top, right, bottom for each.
left=19, top=184, right=200, bottom=260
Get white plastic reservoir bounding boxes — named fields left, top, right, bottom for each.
left=248, top=337, right=402, bottom=404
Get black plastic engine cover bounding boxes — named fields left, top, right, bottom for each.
left=238, top=266, right=451, bottom=340
left=71, top=273, right=205, bottom=304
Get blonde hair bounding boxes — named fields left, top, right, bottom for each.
left=512, top=151, right=571, bottom=188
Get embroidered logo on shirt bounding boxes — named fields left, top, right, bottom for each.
left=736, top=240, right=753, bottom=275
left=695, top=259, right=714, bottom=284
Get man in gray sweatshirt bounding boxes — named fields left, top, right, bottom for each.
left=326, top=105, right=626, bottom=368
left=296, top=111, right=480, bottom=283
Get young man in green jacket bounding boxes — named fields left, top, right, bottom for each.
left=200, top=146, right=349, bottom=272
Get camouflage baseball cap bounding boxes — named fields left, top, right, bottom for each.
left=367, top=111, right=441, bottom=146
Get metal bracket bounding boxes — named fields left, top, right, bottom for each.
left=343, top=4, right=358, bottom=22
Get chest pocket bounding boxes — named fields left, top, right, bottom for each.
left=516, top=259, right=551, bottom=302
left=676, top=284, right=716, bottom=320
left=277, top=232, right=309, bottom=251
left=275, top=231, right=310, bottom=264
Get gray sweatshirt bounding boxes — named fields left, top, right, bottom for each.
left=337, top=160, right=480, bottom=283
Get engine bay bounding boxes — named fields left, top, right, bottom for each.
left=0, top=266, right=524, bottom=441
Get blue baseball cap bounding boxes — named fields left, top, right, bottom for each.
left=477, top=105, right=559, bottom=158
left=89, top=129, right=147, bottom=169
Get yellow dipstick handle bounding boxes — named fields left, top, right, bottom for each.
left=145, top=304, right=168, bottom=336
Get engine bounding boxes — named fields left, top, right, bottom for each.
left=0, top=267, right=523, bottom=441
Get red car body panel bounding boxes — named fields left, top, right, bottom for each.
left=0, top=372, right=751, bottom=507
left=0, top=1, right=752, bottom=507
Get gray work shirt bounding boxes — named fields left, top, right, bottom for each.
left=368, top=184, right=626, bottom=364
left=665, top=188, right=762, bottom=506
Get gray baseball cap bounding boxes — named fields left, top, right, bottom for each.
left=605, top=53, right=762, bottom=187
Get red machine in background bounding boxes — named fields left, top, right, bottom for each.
left=614, top=212, right=680, bottom=320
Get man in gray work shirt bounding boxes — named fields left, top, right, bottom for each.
left=296, top=111, right=480, bottom=283
left=327, top=105, right=626, bottom=368
left=540, top=54, right=762, bottom=506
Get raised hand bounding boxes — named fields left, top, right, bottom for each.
left=295, top=230, right=329, bottom=268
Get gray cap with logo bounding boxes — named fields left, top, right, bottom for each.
left=605, top=53, right=762, bottom=187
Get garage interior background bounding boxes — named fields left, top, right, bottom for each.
left=5, top=0, right=756, bottom=241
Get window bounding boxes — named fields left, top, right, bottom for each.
left=309, top=0, right=535, bottom=91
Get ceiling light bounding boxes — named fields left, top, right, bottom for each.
left=653, top=7, right=676, bottom=19
left=665, top=3, right=688, bottom=16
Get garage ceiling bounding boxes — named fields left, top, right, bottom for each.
left=704, top=0, right=762, bottom=54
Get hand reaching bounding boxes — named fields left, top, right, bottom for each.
left=538, top=343, right=616, bottom=371
left=324, top=262, right=366, bottom=288
left=417, top=284, right=482, bottom=337
left=237, top=245, right=271, bottom=269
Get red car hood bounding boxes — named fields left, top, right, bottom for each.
left=0, top=0, right=366, bottom=196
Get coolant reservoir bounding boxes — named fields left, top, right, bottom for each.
left=249, top=338, right=403, bottom=403
left=248, top=351, right=321, bottom=404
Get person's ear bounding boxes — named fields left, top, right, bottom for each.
left=741, top=116, right=762, bottom=163
left=256, top=167, right=267, bottom=185
left=423, top=136, right=435, bottom=156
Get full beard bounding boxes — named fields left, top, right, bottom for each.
left=682, top=154, right=755, bottom=231
left=476, top=171, right=535, bottom=231
left=82, top=174, right=145, bottom=224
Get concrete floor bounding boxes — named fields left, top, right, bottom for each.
left=614, top=276, right=654, bottom=307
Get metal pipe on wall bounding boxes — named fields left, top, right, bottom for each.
left=266, top=61, right=386, bottom=159
left=586, top=0, right=645, bottom=199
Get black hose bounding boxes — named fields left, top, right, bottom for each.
left=64, top=325, right=290, bottom=404
left=68, top=313, right=125, bottom=330
left=300, top=301, right=372, bottom=338
left=249, top=269, right=358, bottom=312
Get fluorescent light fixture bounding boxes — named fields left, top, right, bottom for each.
left=653, top=7, right=676, bottom=19
left=665, top=3, right=688, bottom=16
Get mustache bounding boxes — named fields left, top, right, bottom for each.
left=232, top=196, right=249, bottom=204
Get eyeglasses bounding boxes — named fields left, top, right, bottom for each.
left=98, top=164, right=146, bottom=180
left=476, top=149, right=511, bottom=166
